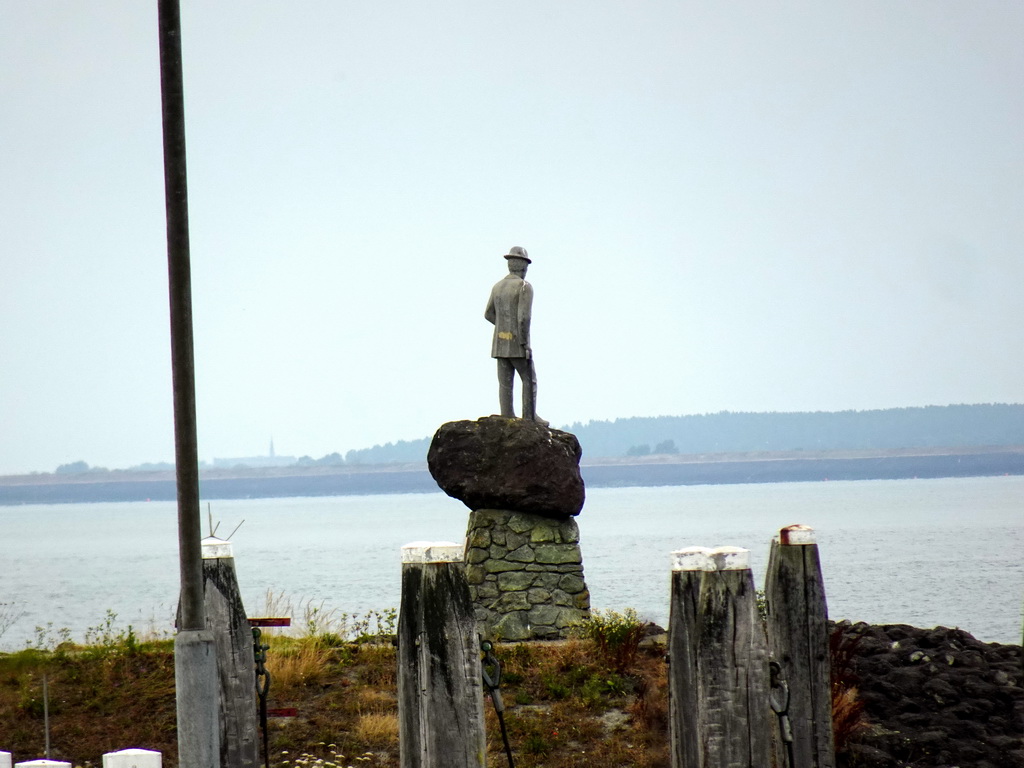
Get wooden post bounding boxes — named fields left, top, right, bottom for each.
left=201, top=537, right=259, bottom=768
left=696, top=547, right=772, bottom=767
left=398, top=541, right=486, bottom=768
left=765, top=525, right=836, bottom=768
left=668, top=546, right=714, bottom=768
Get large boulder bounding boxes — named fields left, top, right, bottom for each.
left=427, top=416, right=585, bottom=518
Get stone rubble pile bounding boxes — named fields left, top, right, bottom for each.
left=835, top=620, right=1023, bottom=768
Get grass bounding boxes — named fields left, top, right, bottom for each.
left=0, top=603, right=864, bottom=768
left=265, top=637, right=336, bottom=692
left=0, top=606, right=671, bottom=768
left=571, top=608, right=646, bottom=675
left=352, top=713, right=399, bottom=746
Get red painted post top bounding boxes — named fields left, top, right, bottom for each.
left=779, top=524, right=816, bottom=546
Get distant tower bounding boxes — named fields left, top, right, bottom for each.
left=269, top=438, right=275, bottom=458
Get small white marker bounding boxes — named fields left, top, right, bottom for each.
left=103, top=749, right=162, bottom=768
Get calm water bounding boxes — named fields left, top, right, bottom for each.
left=1, top=476, right=1021, bottom=649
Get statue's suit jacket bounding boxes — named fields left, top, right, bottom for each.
left=485, top=274, right=533, bottom=358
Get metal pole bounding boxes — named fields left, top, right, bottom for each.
left=157, top=0, right=204, bottom=634
left=157, top=2, right=220, bottom=766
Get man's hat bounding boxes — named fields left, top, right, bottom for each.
left=503, top=246, right=531, bottom=263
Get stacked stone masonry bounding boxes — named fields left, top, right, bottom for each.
left=465, top=508, right=591, bottom=641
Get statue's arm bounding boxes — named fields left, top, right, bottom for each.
left=484, top=291, right=496, bottom=325
left=518, top=282, right=534, bottom=351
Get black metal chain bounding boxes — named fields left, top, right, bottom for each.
left=481, top=639, right=515, bottom=768
left=253, top=627, right=272, bottom=768
left=769, top=660, right=795, bottom=768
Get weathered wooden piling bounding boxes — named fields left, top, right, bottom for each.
left=668, top=546, right=714, bottom=768
left=398, top=541, right=486, bottom=768
left=200, top=536, right=259, bottom=768
left=696, top=547, right=772, bottom=767
left=765, top=525, right=835, bottom=768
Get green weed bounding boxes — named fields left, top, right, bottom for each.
left=572, top=608, right=646, bottom=674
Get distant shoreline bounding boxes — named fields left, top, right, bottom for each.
left=1, top=445, right=1021, bottom=506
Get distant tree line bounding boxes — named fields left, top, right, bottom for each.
left=55, top=460, right=107, bottom=474
left=293, top=438, right=431, bottom=467
left=49, top=404, right=1024, bottom=474
left=569, top=404, right=1024, bottom=458
left=341, top=438, right=431, bottom=465
left=54, top=459, right=179, bottom=475
left=326, top=404, right=1024, bottom=464
left=626, top=439, right=679, bottom=456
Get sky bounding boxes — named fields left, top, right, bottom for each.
left=2, top=2, right=1022, bottom=475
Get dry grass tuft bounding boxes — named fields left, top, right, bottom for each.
left=832, top=684, right=869, bottom=750
left=266, top=637, right=334, bottom=691
left=545, top=637, right=592, bottom=670
left=354, top=712, right=399, bottom=746
left=356, top=687, right=395, bottom=710
left=829, top=624, right=869, bottom=752
left=358, top=645, right=398, bottom=687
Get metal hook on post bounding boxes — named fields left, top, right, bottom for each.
left=481, top=639, right=515, bottom=768
left=769, top=660, right=795, bottom=767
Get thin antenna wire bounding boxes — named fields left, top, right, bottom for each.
left=227, top=519, right=245, bottom=540
left=207, top=503, right=221, bottom=537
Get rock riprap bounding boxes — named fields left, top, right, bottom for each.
left=427, top=416, right=585, bottom=519
left=834, top=620, right=1023, bottom=767
left=465, top=509, right=590, bottom=641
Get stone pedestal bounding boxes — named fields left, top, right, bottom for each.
left=465, top=509, right=590, bottom=641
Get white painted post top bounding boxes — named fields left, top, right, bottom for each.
left=671, top=546, right=716, bottom=571
left=1, top=751, right=11, bottom=768
left=671, top=546, right=750, bottom=571
left=710, top=546, right=750, bottom=570
left=16, top=761, right=72, bottom=768
left=201, top=535, right=233, bottom=559
left=777, top=524, right=816, bottom=546
left=401, top=541, right=464, bottom=564
left=102, top=748, right=162, bottom=768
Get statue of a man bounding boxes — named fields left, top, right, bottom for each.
left=485, top=246, right=542, bottom=422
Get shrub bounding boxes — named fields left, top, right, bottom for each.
left=573, top=608, right=646, bottom=674
left=0, top=601, right=25, bottom=641
left=259, top=591, right=397, bottom=644
left=580, top=672, right=628, bottom=707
